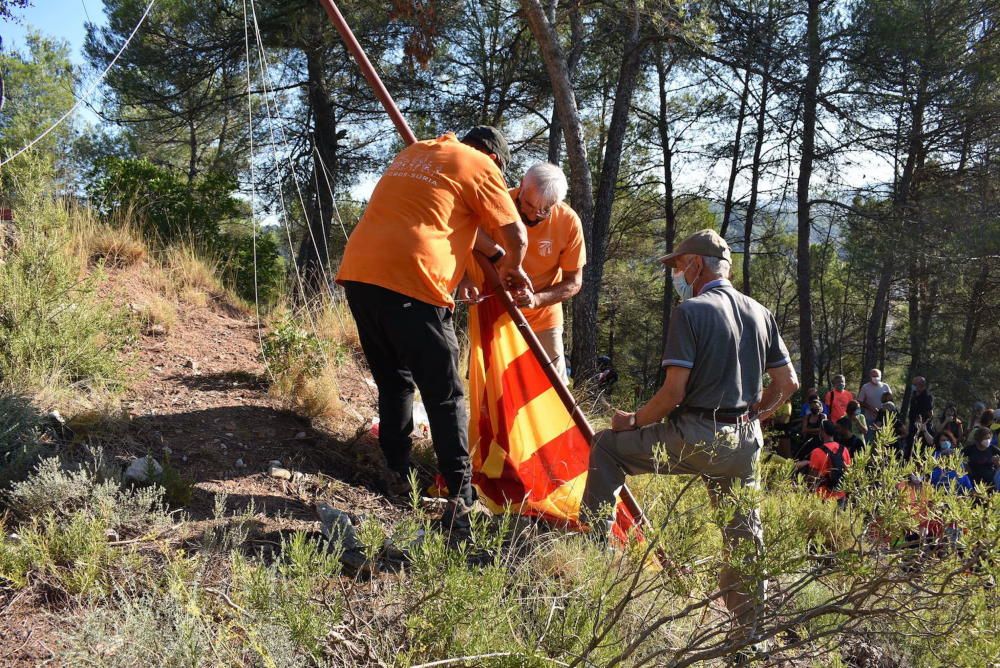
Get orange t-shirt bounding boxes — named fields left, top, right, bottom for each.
left=808, top=441, right=851, bottom=500
left=336, top=134, right=519, bottom=308
left=824, top=388, right=854, bottom=422
left=510, top=187, right=587, bottom=332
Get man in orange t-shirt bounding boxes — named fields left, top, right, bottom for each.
left=824, top=374, right=854, bottom=422
left=471, top=163, right=585, bottom=380
left=336, top=126, right=529, bottom=541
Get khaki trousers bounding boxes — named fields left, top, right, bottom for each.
left=583, top=412, right=765, bottom=630
left=534, top=327, right=567, bottom=381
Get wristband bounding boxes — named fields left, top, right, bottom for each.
left=488, top=248, right=505, bottom=263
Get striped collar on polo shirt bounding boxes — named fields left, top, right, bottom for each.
left=697, top=278, right=731, bottom=296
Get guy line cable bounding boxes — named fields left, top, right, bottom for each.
left=0, top=0, right=158, bottom=167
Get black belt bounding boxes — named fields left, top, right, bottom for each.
left=678, top=407, right=754, bottom=425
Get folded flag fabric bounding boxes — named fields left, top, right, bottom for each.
left=467, top=290, right=644, bottom=543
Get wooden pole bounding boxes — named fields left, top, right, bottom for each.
left=315, top=0, right=417, bottom=146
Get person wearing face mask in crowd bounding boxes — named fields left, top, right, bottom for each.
left=930, top=431, right=972, bottom=492
left=846, top=400, right=868, bottom=445
left=857, top=369, right=892, bottom=435
left=799, top=387, right=828, bottom=417
left=966, top=408, right=994, bottom=446
left=963, top=426, right=1000, bottom=490
left=824, top=374, right=854, bottom=422
left=876, top=391, right=898, bottom=432
left=581, top=229, right=798, bottom=654
left=799, top=397, right=826, bottom=458
left=935, top=404, right=964, bottom=444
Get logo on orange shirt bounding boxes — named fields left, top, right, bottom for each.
left=538, top=240, right=553, bottom=257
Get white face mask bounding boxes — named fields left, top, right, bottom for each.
left=672, top=267, right=694, bottom=301
left=981, top=440, right=992, bottom=449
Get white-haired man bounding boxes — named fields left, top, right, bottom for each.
left=470, top=162, right=585, bottom=379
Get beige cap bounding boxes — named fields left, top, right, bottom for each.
left=659, top=228, right=732, bottom=267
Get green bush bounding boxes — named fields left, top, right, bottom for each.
left=0, top=201, right=134, bottom=393
left=88, top=157, right=246, bottom=246
left=219, top=228, right=286, bottom=309
left=6, top=455, right=171, bottom=537
left=0, top=392, right=44, bottom=490
left=261, top=319, right=326, bottom=378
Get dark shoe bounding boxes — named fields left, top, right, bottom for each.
left=383, top=471, right=413, bottom=498
left=340, top=547, right=375, bottom=578
left=730, top=641, right=770, bottom=665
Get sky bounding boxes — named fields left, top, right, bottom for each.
left=3, top=0, right=106, bottom=64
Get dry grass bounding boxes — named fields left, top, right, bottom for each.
left=86, top=226, right=148, bottom=268
left=137, top=295, right=178, bottom=335
left=179, top=286, right=210, bottom=309
left=314, top=298, right=360, bottom=352
left=65, top=206, right=148, bottom=270
left=164, top=244, right=224, bottom=299
left=268, top=358, right=342, bottom=420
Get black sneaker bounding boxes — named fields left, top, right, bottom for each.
left=730, top=641, right=770, bottom=665
left=340, top=547, right=375, bottom=579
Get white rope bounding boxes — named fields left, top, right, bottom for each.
left=0, top=0, right=158, bottom=167
left=241, top=0, right=274, bottom=383
left=245, top=0, right=375, bottom=400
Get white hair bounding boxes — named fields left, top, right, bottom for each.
left=521, top=162, right=568, bottom=206
left=702, top=255, right=731, bottom=277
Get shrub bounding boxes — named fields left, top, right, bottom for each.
left=88, top=157, right=246, bottom=246
left=262, top=319, right=325, bottom=378
left=218, top=228, right=286, bottom=310
left=6, top=455, right=171, bottom=536
left=0, top=392, right=44, bottom=490
left=262, top=318, right=342, bottom=419
left=0, top=200, right=135, bottom=393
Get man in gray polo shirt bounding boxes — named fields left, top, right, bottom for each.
left=582, top=229, right=799, bottom=642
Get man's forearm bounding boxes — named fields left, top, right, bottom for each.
left=498, top=222, right=527, bottom=264
left=636, top=388, right=683, bottom=427
left=474, top=229, right=504, bottom=257
left=530, top=277, right=581, bottom=309
left=755, top=385, right=785, bottom=421
left=755, top=364, right=799, bottom=421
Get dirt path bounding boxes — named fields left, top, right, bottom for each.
left=113, top=274, right=401, bottom=526
left=0, top=268, right=406, bottom=665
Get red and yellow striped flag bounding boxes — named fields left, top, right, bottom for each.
left=468, top=293, right=643, bottom=541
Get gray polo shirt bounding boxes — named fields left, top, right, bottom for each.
left=662, top=279, right=791, bottom=411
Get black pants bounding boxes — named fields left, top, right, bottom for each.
left=343, top=281, right=472, bottom=505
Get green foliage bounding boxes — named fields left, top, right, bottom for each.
left=261, top=319, right=326, bottom=378
left=88, top=156, right=246, bottom=246
left=6, top=455, right=171, bottom=536
left=218, top=227, right=286, bottom=309
left=0, top=200, right=135, bottom=393
left=154, top=455, right=194, bottom=508
left=0, top=391, right=43, bottom=490
left=0, top=32, right=75, bottom=198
